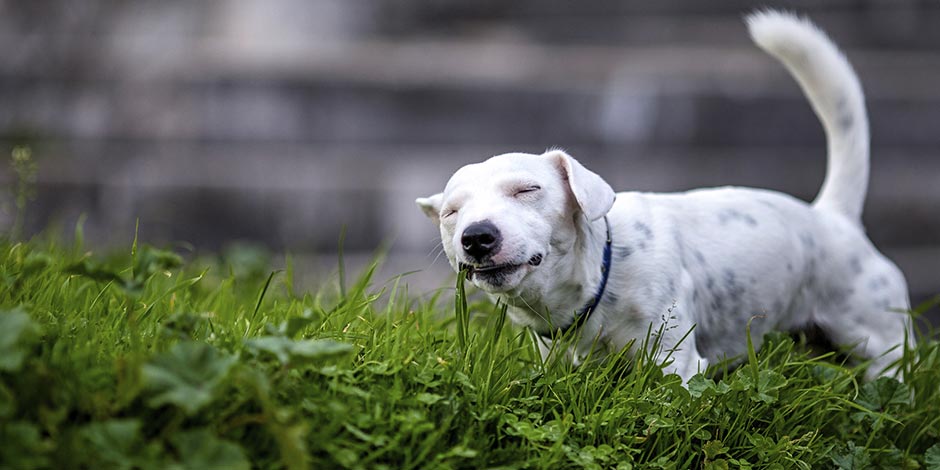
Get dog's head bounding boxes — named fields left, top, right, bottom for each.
left=416, top=149, right=615, bottom=295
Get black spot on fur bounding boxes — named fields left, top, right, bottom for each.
left=602, top=291, right=620, bottom=306
left=848, top=256, right=863, bottom=275
left=742, top=213, right=758, bottom=227
left=723, top=269, right=736, bottom=284
left=710, top=294, right=725, bottom=312
left=799, top=233, right=816, bottom=250
left=718, top=209, right=758, bottom=227
left=723, top=269, right=745, bottom=303
left=825, top=287, right=851, bottom=306
left=868, top=275, right=890, bottom=291
left=839, top=113, right=854, bottom=131
left=633, top=221, right=654, bottom=241
left=616, top=245, right=634, bottom=259
left=836, top=96, right=854, bottom=130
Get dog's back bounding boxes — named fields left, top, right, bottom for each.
left=605, top=12, right=912, bottom=376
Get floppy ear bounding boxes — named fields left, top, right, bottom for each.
left=415, top=193, right=444, bottom=225
left=545, top=149, right=615, bottom=221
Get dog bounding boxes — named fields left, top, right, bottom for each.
left=416, top=10, right=913, bottom=382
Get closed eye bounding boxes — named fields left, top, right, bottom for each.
left=442, top=208, right=458, bottom=218
left=513, top=185, right=541, bottom=197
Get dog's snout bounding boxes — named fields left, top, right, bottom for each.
left=461, top=221, right=502, bottom=260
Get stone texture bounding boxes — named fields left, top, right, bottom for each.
left=0, top=0, right=937, bottom=316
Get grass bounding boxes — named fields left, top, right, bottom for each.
left=1, top=231, right=940, bottom=470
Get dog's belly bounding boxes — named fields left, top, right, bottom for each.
left=685, top=258, right=813, bottom=360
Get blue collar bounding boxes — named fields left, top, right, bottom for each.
left=540, top=216, right=612, bottom=341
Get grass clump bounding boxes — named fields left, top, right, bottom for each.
left=0, top=234, right=939, bottom=469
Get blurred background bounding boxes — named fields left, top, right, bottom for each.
left=0, top=1, right=937, bottom=317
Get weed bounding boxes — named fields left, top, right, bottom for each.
left=7, top=145, right=38, bottom=240
left=0, top=233, right=938, bottom=469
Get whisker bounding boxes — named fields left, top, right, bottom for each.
left=430, top=246, right=447, bottom=265
left=425, top=238, right=443, bottom=257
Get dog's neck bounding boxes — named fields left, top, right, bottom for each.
left=502, top=215, right=610, bottom=334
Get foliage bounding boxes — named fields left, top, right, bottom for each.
left=0, top=235, right=938, bottom=469
left=7, top=145, right=38, bottom=240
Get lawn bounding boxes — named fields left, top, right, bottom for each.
left=1, top=230, right=939, bottom=469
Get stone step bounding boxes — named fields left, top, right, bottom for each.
left=3, top=50, right=940, bottom=149
left=391, top=4, right=940, bottom=50
left=14, top=142, right=940, bottom=252
left=4, top=2, right=935, bottom=74
left=2, top=1, right=936, bottom=315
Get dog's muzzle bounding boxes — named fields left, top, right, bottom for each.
left=459, top=253, right=543, bottom=280
left=457, top=220, right=542, bottom=287
left=461, top=220, right=501, bottom=261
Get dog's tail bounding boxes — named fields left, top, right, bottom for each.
left=746, top=10, right=869, bottom=222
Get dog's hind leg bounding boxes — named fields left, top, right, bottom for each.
left=813, top=255, right=913, bottom=381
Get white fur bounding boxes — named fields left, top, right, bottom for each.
left=417, top=11, right=912, bottom=382
left=748, top=10, right=870, bottom=220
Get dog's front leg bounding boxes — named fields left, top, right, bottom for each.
left=535, top=318, right=709, bottom=383
left=660, top=331, right=710, bottom=383
left=533, top=334, right=596, bottom=367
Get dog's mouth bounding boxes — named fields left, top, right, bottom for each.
left=459, top=254, right=543, bottom=281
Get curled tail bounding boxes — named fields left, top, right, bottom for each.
left=746, top=10, right=870, bottom=222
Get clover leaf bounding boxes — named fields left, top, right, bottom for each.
left=142, top=342, right=236, bottom=414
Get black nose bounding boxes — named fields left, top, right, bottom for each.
left=461, top=221, right=502, bottom=260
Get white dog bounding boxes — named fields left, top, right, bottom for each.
left=416, top=11, right=912, bottom=382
